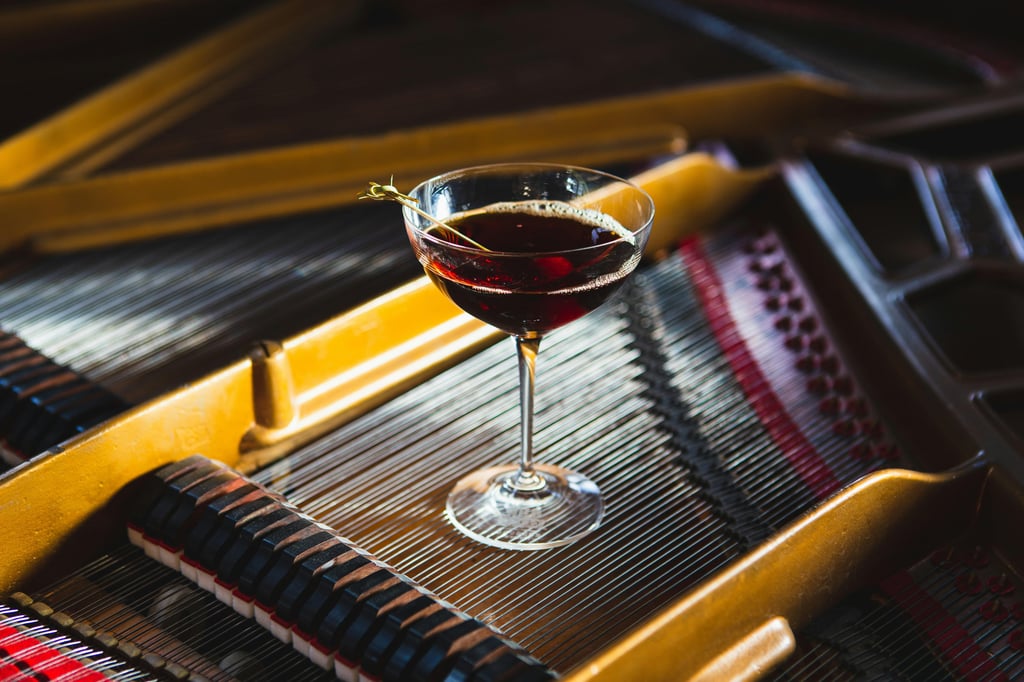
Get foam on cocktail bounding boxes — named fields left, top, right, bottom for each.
left=464, top=200, right=637, bottom=246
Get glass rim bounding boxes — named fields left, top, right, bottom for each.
left=403, top=162, right=655, bottom=258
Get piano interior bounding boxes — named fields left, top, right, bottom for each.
left=2, top=1, right=1024, bottom=680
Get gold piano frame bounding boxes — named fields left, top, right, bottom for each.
left=1, top=4, right=1012, bottom=679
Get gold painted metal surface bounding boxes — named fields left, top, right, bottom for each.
left=0, top=73, right=844, bottom=255
left=0, top=357, right=253, bottom=592
left=565, top=462, right=995, bottom=679
left=563, top=463, right=991, bottom=682
left=238, top=279, right=496, bottom=468
left=691, top=617, right=795, bottom=682
left=622, top=152, right=775, bottom=256
left=0, top=0, right=356, bottom=189
left=249, top=340, right=297, bottom=431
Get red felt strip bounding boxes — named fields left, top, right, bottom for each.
left=0, top=622, right=111, bottom=681
left=881, top=570, right=1007, bottom=682
left=680, top=237, right=843, bottom=500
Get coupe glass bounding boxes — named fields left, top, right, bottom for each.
left=403, top=163, right=654, bottom=550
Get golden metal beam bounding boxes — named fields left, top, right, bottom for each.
left=565, top=462, right=991, bottom=681
left=0, top=73, right=848, bottom=255
left=0, top=0, right=358, bottom=189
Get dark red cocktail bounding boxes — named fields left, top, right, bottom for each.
left=403, top=164, right=654, bottom=550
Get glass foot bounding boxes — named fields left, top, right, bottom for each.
left=445, top=463, right=604, bottom=550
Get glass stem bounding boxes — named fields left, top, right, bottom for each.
left=513, top=336, right=545, bottom=491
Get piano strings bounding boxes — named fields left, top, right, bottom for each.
left=0, top=201, right=416, bottom=406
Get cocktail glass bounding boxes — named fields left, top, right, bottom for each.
left=403, top=163, right=654, bottom=550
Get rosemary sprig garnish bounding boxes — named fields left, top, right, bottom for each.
left=358, top=179, right=491, bottom=251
